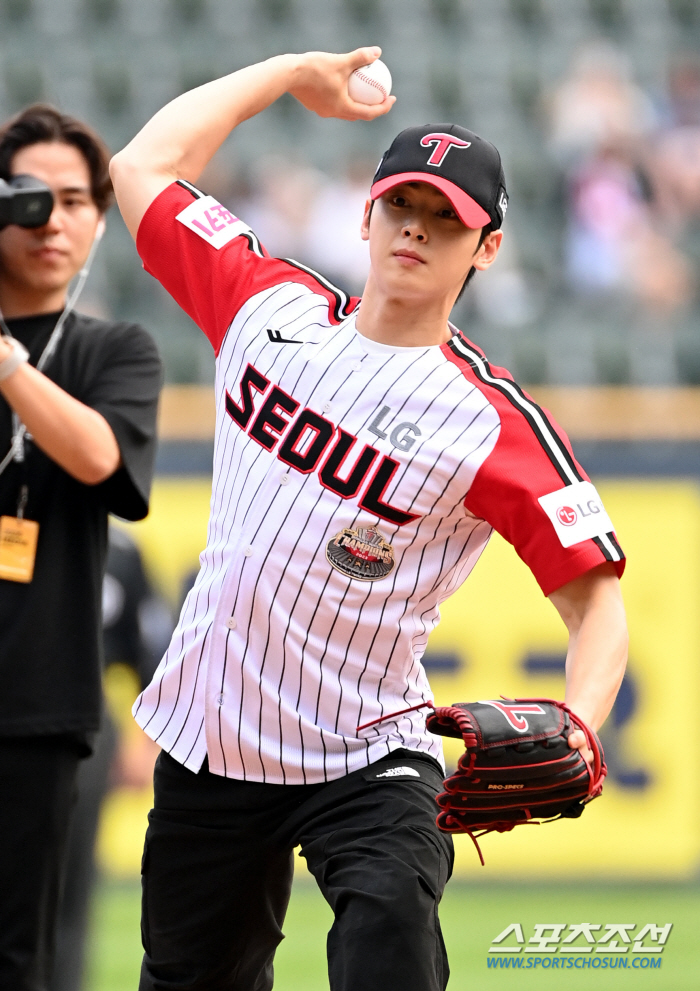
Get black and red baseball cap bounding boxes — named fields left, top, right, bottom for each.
left=370, top=123, right=508, bottom=230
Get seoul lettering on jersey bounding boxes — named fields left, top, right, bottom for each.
left=132, top=181, right=625, bottom=787
left=225, top=362, right=419, bottom=526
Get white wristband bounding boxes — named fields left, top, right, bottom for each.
left=0, top=337, right=29, bottom=381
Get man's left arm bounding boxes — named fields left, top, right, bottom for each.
left=0, top=336, right=120, bottom=485
left=548, top=562, right=628, bottom=758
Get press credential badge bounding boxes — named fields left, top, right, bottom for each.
left=0, top=487, right=38, bottom=582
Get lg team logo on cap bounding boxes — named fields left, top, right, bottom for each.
left=557, top=505, right=577, bottom=526
left=420, top=132, right=471, bottom=167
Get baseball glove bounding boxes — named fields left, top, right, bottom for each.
left=425, top=697, right=606, bottom=865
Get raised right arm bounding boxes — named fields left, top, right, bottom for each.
left=110, top=48, right=394, bottom=239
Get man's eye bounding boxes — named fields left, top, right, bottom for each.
left=393, top=196, right=407, bottom=206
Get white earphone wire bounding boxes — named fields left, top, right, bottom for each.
left=0, top=219, right=106, bottom=476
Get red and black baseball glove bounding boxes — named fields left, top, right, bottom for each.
left=425, top=698, right=606, bottom=864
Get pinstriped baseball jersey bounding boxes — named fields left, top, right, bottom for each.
left=132, top=181, right=625, bottom=785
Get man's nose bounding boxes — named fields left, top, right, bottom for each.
left=402, top=224, right=426, bottom=242
left=41, top=206, right=63, bottom=234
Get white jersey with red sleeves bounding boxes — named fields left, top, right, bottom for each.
left=132, top=180, right=625, bottom=785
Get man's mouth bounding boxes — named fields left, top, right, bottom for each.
left=393, top=249, right=426, bottom=265
left=31, top=246, right=66, bottom=262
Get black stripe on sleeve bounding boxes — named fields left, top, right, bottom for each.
left=176, top=179, right=205, bottom=199
left=242, top=231, right=265, bottom=259
left=606, top=531, right=624, bottom=560
left=446, top=334, right=584, bottom=486
left=279, top=258, right=358, bottom=323
left=592, top=535, right=614, bottom=562
left=449, top=334, right=624, bottom=565
left=175, top=180, right=264, bottom=259
left=592, top=533, right=624, bottom=563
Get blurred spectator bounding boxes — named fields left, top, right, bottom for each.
left=302, top=158, right=374, bottom=294
left=565, top=143, right=650, bottom=297
left=470, top=232, right=540, bottom=328
left=626, top=225, right=694, bottom=315
left=197, top=154, right=254, bottom=220
left=547, top=43, right=694, bottom=320
left=51, top=526, right=171, bottom=991
left=548, top=41, right=656, bottom=166
left=652, top=126, right=700, bottom=227
left=664, top=59, right=700, bottom=128
left=239, top=154, right=323, bottom=260
left=565, top=143, right=693, bottom=314
left=650, top=60, right=700, bottom=230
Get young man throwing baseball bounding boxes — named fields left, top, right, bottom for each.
left=111, top=48, right=628, bottom=991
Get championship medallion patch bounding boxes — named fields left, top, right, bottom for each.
left=326, top=526, right=395, bottom=581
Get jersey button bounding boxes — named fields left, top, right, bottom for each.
left=243, top=546, right=253, bottom=557
left=225, top=617, right=237, bottom=630
left=322, top=403, right=332, bottom=413
left=216, top=694, right=224, bottom=706
left=352, top=362, right=362, bottom=372
left=280, top=474, right=290, bottom=485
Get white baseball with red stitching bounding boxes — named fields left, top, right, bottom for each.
left=348, top=59, right=392, bottom=105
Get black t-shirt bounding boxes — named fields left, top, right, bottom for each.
left=0, top=310, right=162, bottom=745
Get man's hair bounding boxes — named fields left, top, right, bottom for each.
left=0, top=104, right=113, bottom=214
left=456, top=223, right=494, bottom=301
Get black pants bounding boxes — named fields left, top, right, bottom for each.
left=140, top=749, right=454, bottom=991
left=50, top=715, right=118, bottom=991
left=0, top=737, right=80, bottom=991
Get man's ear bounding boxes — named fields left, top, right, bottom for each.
left=360, top=198, right=372, bottom=242
left=472, top=229, right=503, bottom=273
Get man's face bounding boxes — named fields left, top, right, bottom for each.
left=360, top=181, right=501, bottom=304
left=0, top=141, right=101, bottom=299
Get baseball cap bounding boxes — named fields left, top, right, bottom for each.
left=370, top=123, right=508, bottom=230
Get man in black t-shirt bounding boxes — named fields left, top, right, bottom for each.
left=0, top=105, right=162, bottom=991
left=51, top=526, right=171, bottom=991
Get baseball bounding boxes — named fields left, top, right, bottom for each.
left=348, top=59, right=392, bottom=106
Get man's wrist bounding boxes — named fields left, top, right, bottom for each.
left=565, top=699, right=601, bottom=732
left=278, top=52, right=306, bottom=91
left=0, top=337, right=29, bottom=381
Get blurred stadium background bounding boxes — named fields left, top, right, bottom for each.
left=2, top=1, right=700, bottom=988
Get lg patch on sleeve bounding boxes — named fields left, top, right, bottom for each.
left=538, top=481, right=615, bottom=549
left=176, top=196, right=252, bottom=249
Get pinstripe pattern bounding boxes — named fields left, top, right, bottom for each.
left=133, top=279, right=507, bottom=783
left=134, top=210, right=623, bottom=785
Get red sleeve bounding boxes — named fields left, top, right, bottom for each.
left=136, top=181, right=359, bottom=356
left=444, top=334, right=626, bottom=596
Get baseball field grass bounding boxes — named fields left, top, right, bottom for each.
left=88, top=877, right=699, bottom=990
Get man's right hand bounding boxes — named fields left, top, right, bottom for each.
left=289, top=48, right=395, bottom=122
left=111, top=48, right=395, bottom=240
